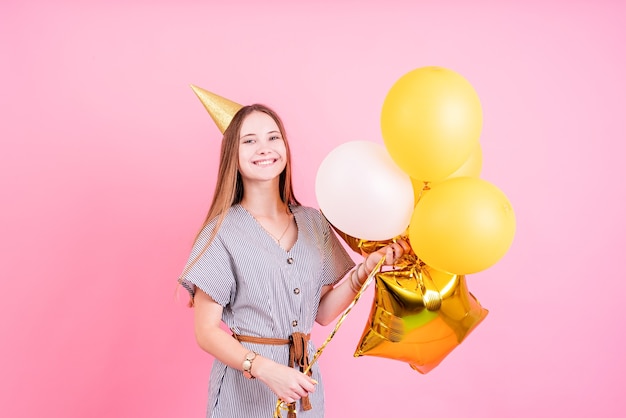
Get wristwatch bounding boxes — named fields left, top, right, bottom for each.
left=242, top=351, right=257, bottom=379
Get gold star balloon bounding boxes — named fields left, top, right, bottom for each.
left=190, top=84, right=243, bottom=134
left=354, top=256, right=488, bottom=374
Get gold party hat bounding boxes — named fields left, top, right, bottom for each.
left=190, top=84, right=243, bottom=134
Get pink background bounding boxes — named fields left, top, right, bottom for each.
left=1, top=0, right=624, bottom=417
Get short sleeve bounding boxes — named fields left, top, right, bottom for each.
left=178, top=222, right=236, bottom=307
left=318, top=214, right=356, bottom=287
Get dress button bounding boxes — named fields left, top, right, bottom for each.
left=287, top=257, right=294, bottom=264
left=293, top=288, right=300, bottom=295
left=292, top=320, right=298, bottom=327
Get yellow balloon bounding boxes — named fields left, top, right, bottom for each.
left=381, top=67, right=483, bottom=182
left=438, top=141, right=483, bottom=181
left=409, top=177, right=516, bottom=274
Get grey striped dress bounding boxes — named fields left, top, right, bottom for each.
left=180, top=204, right=355, bottom=418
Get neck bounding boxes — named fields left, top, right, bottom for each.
left=240, top=183, right=288, bottom=218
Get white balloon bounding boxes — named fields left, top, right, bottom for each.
left=315, top=141, right=414, bottom=241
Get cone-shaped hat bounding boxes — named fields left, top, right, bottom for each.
left=190, top=84, right=243, bottom=134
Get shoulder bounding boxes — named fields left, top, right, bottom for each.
left=223, top=204, right=246, bottom=224
left=291, top=205, right=324, bottom=223
left=291, top=204, right=332, bottom=235
left=197, top=205, right=244, bottom=241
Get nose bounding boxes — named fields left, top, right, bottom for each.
left=256, top=139, right=273, bottom=154
left=256, top=146, right=270, bottom=155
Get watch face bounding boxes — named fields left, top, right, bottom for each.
left=242, top=352, right=256, bottom=379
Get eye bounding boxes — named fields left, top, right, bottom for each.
left=242, top=138, right=255, bottom=144
left=270, top=135, right=282, bottom=141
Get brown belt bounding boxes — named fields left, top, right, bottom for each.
left=233, top=331, right=313, bottom=417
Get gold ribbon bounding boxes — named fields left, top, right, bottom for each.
left=274, top=257, right=386, bottom=417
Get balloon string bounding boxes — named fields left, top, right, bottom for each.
left=415, top=181, right=431, bottom=205
left=273, top=256, right=386, bottom=417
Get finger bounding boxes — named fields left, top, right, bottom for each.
left=393, top=243, right=403, bottom=258
left=366, top=253, right=382, bottom=270
left=303, top=379, right=317, bottom=393
left=387, top=243, right=403, bottom=263
left=398, top=240, right=411, bottom=252
left=385, top=246, right=395, bottom=264
left=294, top=388, right=307, bottom=399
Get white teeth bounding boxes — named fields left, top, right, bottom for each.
left=254, top=159, right=275, bottom=166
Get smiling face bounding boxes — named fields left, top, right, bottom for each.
left=237, top=110, right=288, bottom=185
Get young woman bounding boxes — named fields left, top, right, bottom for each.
left=179, top=104, right=409, bottom=417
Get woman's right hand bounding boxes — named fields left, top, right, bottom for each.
left=252, top=356, right=317, bottom=404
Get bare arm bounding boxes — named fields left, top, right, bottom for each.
left=316, top=240, right=410, bottom=326
left=193, top=289, right=316, bottom=404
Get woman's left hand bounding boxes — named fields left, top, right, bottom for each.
left=317, top=239, right=412, bottom=325
left=364, top=239, right=411, bottom=272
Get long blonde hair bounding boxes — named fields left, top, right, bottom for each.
left=179, top=104, right=300, bottom=304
